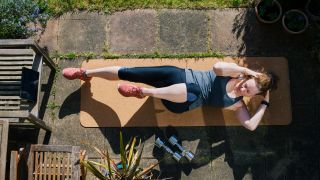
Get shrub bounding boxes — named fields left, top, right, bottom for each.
left=0, top=0, right=49, bottom=39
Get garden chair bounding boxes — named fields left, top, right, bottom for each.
left=0, top=39, right=56, bottom=132
left=10, top=145, right=82, bottom=180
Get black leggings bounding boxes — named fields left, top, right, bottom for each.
left=118, top=66, right=200, bottom=113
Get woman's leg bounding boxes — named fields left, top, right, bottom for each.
left=117, top=66, right=188, bottom=102
left=142, top=83, right=187, bottom=103
left=62, top=66, right=122, bottom=81
left=85, top=66, right=122, bottom=80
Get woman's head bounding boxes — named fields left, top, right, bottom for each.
left=235, top=71, right=278, bottom=97
left=254, top=71, right=278, bottom=95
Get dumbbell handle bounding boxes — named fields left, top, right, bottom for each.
left=162, top=145, right=174, bottom=154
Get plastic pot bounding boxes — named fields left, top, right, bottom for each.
left=255, top=0, right=282, bottom=23
left=282, top=9, right=309, bottom=34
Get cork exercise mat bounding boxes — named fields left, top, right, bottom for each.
left=80, top=57, right=291, bottom=127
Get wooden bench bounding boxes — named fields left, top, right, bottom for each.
left=0, top=39, right=56, bottom=131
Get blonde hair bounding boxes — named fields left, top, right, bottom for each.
left=253, top=70, right=278, bottom=95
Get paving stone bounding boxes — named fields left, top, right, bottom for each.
left=180, top=161, right=215, bottom=180
left=108, top=10, right=157, bottom=54
left=58, top=13, right=107, bottom=53
left=38, top=19, right=59, bottom=53
left=223, top=127, right=275, bottom=165
left=60, top=12, right=104, bottom=20
left=209, top=8, right=315, bottom=56
left=158, top=10, right=208, bottom=53
left=48, top=59, right=106, bottom=156
left=291, top=106, right=316, bottom=127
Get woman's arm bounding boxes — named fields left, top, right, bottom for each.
left=232, top=91, right=270, bottom=131
left=212, top=62, right=260, bottom=78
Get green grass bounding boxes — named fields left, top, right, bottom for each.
left=40, top=0, right=253, bottom=15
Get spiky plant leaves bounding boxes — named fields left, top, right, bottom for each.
left=81, top=160, right=106, bottom=180
left=119, top=132, right=127, bottom=173
left=127, top=137, right=137, bottom=171
left=127, top=140, right=144, bottom=179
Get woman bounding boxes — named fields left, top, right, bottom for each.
left=63, top=62, right=277, bottom=131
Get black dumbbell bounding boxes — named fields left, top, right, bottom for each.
left=168, top=135, right=194, bottom=162
left=155, top=137, right=182, bottom=162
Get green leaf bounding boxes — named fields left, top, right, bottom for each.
left=82, top=160, right=106, bottom=180
left=119, top=131, right=127, bottom=172
left=127, top=140, right=144, bottom=179
left=127, top=137, right=136, bottom=169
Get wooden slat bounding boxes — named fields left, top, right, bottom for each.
left=57, top=153, right=61, bottom=180
left=0, top=120, right=9, bottom=180
left=10, top=151, right=18, bottom=180
left=48, top=152, right=52, bottom=180
left=0, top=86, right=20, bottom=92
left=0, top=49, right=34, bottom=56
left=0, top=66, right=31, bottom=70
left=35, top=151, right=39, bottom=180
left=0, top=106, right=20, bottom=110
left=0, top=96, right=21, bottom=100
left=0, top=71, right=22, bottom=75
left=0, top=76, right=21, bottom=80
left=0, top=91, right=20, bottom=95
left=0, top=56, right=34, bottom=60
left=39, top=152, right=43, bottom=180
left=0, top=110, right=29, bottom=117
left=52, top=152, right=56, bottom=180
left=0, top=100, right=20, bottom=105
left=43, top=152, right=47, bottom=180
left=0, top=60, right=33, bottom=65
left=0, top=81, right=21, bottom=85
left=61, top=154, right=65, bottom=179
left=67, top=154, right=70, bottom=178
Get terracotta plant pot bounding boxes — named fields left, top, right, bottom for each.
left=282, top=9, right=309, bottom=34
left=255, top=0, right=282, bottom=23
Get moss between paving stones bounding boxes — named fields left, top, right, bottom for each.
left=40, top=0, right=253, bottom=16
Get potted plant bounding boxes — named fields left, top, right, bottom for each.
left=305, top=0, right=320, bottom=29
left=282, top=9, right=309, bottom=34
left=81, top=132, right=160, bottom=179
left=306, top=0, right=320, bottom=20
left=255, top=0, right=282, bottom=23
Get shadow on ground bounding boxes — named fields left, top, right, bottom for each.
left=230, top=1, right=320, bottom=179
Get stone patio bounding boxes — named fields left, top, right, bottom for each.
left=10, top=8, right=320, bottom=180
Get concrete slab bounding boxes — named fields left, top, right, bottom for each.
left=48, top=59, right=107, bottom=156
left=60, top=12, right=104, bottom=20
left=108, top=10, right=157, bottom=54
left=38, top=19, right=59, bottom=53
left=158, top=10, right=208, bottom=53
left=209, top=8, right=315, bottom=56
left=58, top=12, right=107, bottom=53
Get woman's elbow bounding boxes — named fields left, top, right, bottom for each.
left=243, top=122, right=258, bottom=131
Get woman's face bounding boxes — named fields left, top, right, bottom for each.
left=235, top=78, right=260, bottom=97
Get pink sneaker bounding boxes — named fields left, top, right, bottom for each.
left=118, top=84, right=145, bottom=99
left=62, top=68, right=92, bottom=81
